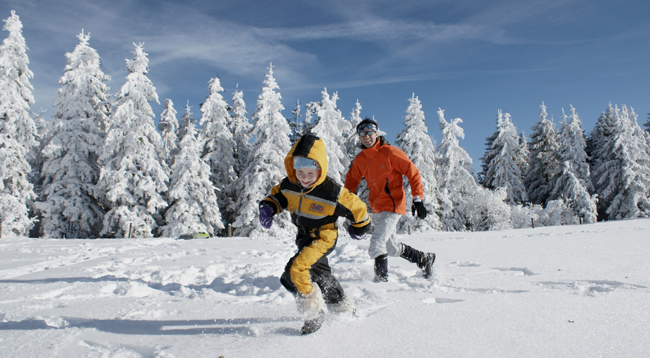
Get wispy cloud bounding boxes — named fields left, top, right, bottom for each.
left=255, top=19, right=515, bottom=45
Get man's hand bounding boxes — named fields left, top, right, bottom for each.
left=411, top=200, right=427, bottom=219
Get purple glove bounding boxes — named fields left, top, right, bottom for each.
left=259, top=205, right=274, bottom=229
left=347, top=225, right=368, bottom=240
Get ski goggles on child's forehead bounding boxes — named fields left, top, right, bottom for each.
left=357, top=123, right=377, bottom=136
left=293, top=156, right=321, bottom=170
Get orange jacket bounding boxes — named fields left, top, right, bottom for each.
left=345, top=137, right=424, bottom=215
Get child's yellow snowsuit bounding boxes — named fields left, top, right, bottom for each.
left=260, top=134, right=371, bottom=301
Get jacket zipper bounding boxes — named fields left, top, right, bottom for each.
left=384, top=178, right=396, bottom=213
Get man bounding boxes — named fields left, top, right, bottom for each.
left=345, top=118, right=435, bottom=282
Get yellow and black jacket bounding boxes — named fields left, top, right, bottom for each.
left=260, top=134, right=371, bottom=294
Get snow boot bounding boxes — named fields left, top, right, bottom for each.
left=327, top=294, right=356, bottom=316
left=400, top=244, right=435, bottom=279
left=301, top=309, right=326, bottom=335
left=373, top=254, right=388, bottom=282
left=419, top=253, right=436, bottom=279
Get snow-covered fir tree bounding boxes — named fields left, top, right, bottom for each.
left=343, top=100, right=370, bottom=210
left=436, top=109, right=511, bottom=231
left=394, top=93, right=441, bottom=233
left=479, top=110, right=527, bottom=204
left=525, top=102, right=560, bottom=205
left=289, top=99, right=303, bottom=143
left=344, top=100, right=363, bottom=162
left=95, top=43, right=168, bottom=238
left=548, top=106, right=596, bottom=224
left=160, top=119, right=223, bottom=237
left=515, top=132, right=529, bottom=180
left=229, top=84, right=252, bottom=179
left=590, top=104, right=650, bottom=220
left=310, top=88, right=351, bottom=184
left=159, top=98, right=179, bottom=167
left=0, top=11, right=37, bottom=236
left=231, top=63, right=293, bottom=237
left=38, top=31, right=111, bottom=238
left=199, top=77, right=236, bottom=224
left=176, top=101, right=196, bottom=147
left=556, top=106, right=593, bottom=192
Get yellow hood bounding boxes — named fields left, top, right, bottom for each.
left=284, top=134, right=328, bottom=189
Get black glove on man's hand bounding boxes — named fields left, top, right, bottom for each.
left=412, top=201, right=427, bottom=219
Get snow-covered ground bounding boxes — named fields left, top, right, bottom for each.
left=1, top=219, right=649, bottom=357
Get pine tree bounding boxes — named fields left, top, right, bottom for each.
left=199, top=77, right=236, bottom=224
left=591, top=104, right=650, bottom=220
left=177, top=101, right=196, bottom=147
left=231, top=63, right=293, bottom=237
left=159, top=98, right=179, bottom=167
left=436, top=109, right=511, bottom=231
left=229, top=85, right=251, bottom=179
left=525, top=102, right=560, bottom=205
left=289, top=99, right=303, bottom=143
left=343, top=100, right=370, bottom=209
left=550, top=106, right=597, bottom=223
left=436, top=109, right=474, bottom=231
left=38, top=30, right=111, bottom=238
left=395, top=93, right=441, bottom=232
left=480, top=110, right=527, bottom=204
left=345, top=100, right=363, bottom=161
left=161, top=119, right=223, bottom=237
left=515, top=132, right=529, bottom=180
left=310, top=88, right=351, bottom=184
left=0, top=11, right=37, bottom=236
left=96, top=43, right=168, bottom=238
left=557, top=106, right=593, bottom=192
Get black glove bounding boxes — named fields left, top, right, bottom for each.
left=412, top=201, right=427, bottom=219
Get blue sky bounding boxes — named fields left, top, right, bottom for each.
left=2, top=0, right=649, bottom=170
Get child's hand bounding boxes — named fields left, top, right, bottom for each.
left=347, top=225, right=368, bottom=240
left=259, top=204, right=274, bottom=228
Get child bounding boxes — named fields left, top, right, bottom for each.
left=259, top=134, right=372, bottom=334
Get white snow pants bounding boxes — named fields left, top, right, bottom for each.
left=368, top=211, right=403, bottom=259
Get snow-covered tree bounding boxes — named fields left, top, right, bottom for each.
left=479, top=110, right=527, bottom=204
left=289, top=99, right=303, bottom=143
left=0, top=11, right=37, bottom=236
left=556, top=106, right=593, bottom=192
left=436, top=109, right=511, bottom=231
left=176, top=101, right=196, bottom=147
left=549, top=106, right=596, bottom=223
left=515, top=132, right=529, bottom=180
left=95, top=43, right=168, bottom=238
left=395, top=93, right=441, bottom=233
left=37, top=30, right=111, bottom=238
left=342, top=100, right=370, bottom=210
left=525, top=102, right=560, bottom=205
left=550, top=162, right=597, bottom=224
left=229, top=85, right=252, bottom=178
left=344, top=100, right=363, bottom=161
left=161, top=119, right=223, bottom=237
left=310, top=88, right=351, bottom=184
left=199, top=77, right=236, bottom=223
left=159, top=98, right=178, bottom=166
left=591, top=104, right=650, bottom=220
left=231, top=63, right=293, bottom=237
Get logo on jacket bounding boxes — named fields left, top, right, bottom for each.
left=309, top=203, right=325, bottom=214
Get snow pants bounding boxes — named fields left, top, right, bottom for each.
left=368, top=211, right=404, bottom=259
left=280, top=225, right=345, bottom=304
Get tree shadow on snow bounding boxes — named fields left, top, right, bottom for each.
left=0, top=316, right=303, bottom=336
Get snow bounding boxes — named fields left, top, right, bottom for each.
left=1, top=219, right=649, bottom=357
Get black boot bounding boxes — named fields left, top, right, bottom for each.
left=400, top=244, right=436, bottom=279
left=373, top=254, right=388, bottom=282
